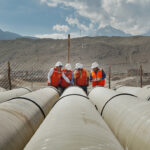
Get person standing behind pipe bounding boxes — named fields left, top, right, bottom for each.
left=48, top=61, right=63, bottom=92
left=61, top=63, right=74, bottom=92
left=90, top=62, right=106, bottom=87
left=74, top=63, right=89, bottom=94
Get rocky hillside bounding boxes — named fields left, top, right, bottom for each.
left=0, top=36, right=150, bottom=73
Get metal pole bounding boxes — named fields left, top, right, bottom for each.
left=140, top=64, right=143, bottom=88
left=8, top=61, right=12, bottom=90
left=68, top=34, right=70, bottom=63
left=109, top=66, right=111, bottom=89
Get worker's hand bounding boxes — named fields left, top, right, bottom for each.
left=48, top=83, right=51, bottom=86
left=70, top=83, right=74, bottom=86
left=97, top=78, right=102, bottom=81
left=92, top=79, right=97, bottom=82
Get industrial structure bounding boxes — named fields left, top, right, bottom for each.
left=0, top=85, right=150, bottom=150
left=89, top=86, right=150, bottom=150
left=0, top=87, right=59, bottom=150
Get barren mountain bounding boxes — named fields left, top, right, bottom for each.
left=0, top=36, right=150, bottom=73
left=0, top=29, right=21, bottom=40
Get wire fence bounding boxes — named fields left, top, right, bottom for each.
left=0, top=61, right=150, bottom=91
left=0, top=62, right=48, bottom=90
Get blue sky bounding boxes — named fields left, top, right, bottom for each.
left=0, top=0, right=150, bottom=38
left=0, top=0, right=73, bottom=35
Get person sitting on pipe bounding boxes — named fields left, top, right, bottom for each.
left=60, top=63, right=74, bottom=93
left=90, top=62, right=106, bottom=87
left=47, top=61, right=63, bottom=93
left=74, top=63, right=89, bottom=94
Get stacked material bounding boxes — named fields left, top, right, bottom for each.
left=25, top=87, right=123, bottom=150
left=89, top=87, right=150, bottom=150
left=0, top=87, right=6, bottom=92
left=115, top=85, right=150, bottom=101
left=0, top=88, right=32, bottom=103
left=0, top=87, right=59, bottom=150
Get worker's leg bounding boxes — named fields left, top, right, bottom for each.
left=80, top=86, right=87, bottom=94
left=56, top=86, right=63, bottom=95
left=61, top=87, right=66, bottom=94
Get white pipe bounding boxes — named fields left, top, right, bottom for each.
left=89, top=87, right=150, bottom=150
left=115, top=85, right=150, bottom=101
left=0, top=87, right=6, bottom=92
left=0, top=87, right=59, bottom=150
left=0, top=87, right=32, bottom=103
left=61, top=86, right=87, bottom=97
left=143, top=85, right=150, bottom=89
left=24, top=87, right=123, bottom=150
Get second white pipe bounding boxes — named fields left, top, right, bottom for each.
left=89, top=87, right=150, bottom=150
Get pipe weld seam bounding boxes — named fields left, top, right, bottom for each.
left=59, top=94, right=89, bottom=101
left=101, top=93, right=137, bottom=116
left=46, top=86, right=60, bottom=95
left=7, top=97, right=46, bottom=118
left=115, top=85, right=124, bottom=90
left=20, top=87, right=32, bottom=92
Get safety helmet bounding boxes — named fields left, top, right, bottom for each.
left=91, top=62, right=99, bottom=69
left=79, top=64, right=83, bottom=69
left=55, top=61, right=63, bottom=67
left=65, top=63, right=72, bottom=70
left=75, top=63, right=81, bottom=69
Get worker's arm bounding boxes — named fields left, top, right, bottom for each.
left=95, top=69, right=106, bottom=81
left=70, top=73, right=74, bottom=85
left=73, top=71, right=77, bottom=85
left=47, top=68, right=54, bottom=85
left=102, top=69, right=106, bottom=79
left=62, top=72, right=70, bottom=83
left=89, top=73, right=93, bottom=82
left=86, top=70, right=89, bottom=86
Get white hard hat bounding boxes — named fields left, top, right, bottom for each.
left=65, top=63, right=72, bottom=70
left=75, top=63, right=80, bottom=69
left=55, top=61, right=63, bottom=67
left=91, top=62, right=99, bottom=69
left=79, top=64, right=83, bottom=69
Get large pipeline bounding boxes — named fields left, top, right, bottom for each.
left=0, top=87, right=6, bottom=92
left=25, top=86, right=123, bottom=150
left=0, top=87, right=59, bottom=150
left=0, top=87, right=32, bottom=103
left=89, top=87, right=150, bottom=150
left=115, top=85, right=150, bottom=101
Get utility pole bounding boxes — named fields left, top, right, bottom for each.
left=140, top=64, right=143, bottom=88
left=68, top=34, right=70, bottom=63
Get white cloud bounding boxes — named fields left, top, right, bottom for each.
left=40, top=0, right=150, bottom=35
left=66, top=17, right=89, bottom=31
left=35, top=32, right=86, bottom=39
left=40, top=0, right=58, bottom=7
left=35, top=33, right=67, bottom=39
left=53, top=24, right=69, bottom=32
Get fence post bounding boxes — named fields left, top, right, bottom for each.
left=8, top=61, right=12, bottom=90
left=140, top=64, right=143, bottom=88
left=109, top=66, right=111, bottom=89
